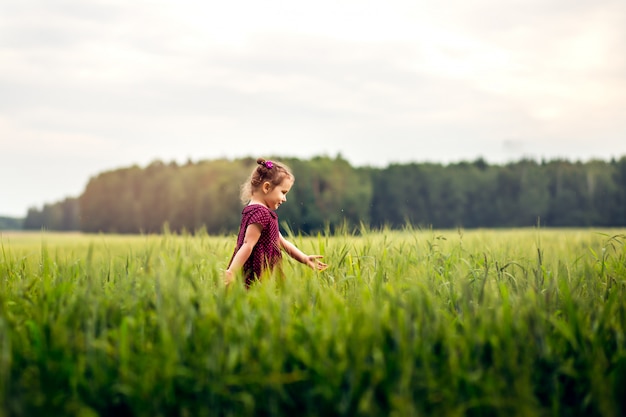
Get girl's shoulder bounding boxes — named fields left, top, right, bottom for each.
left=243, top=203, right=270, bottom=213
left=243, top=204, right=277, bottom=220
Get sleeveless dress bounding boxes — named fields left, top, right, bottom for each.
left=229, top=204, right=282, bottom=287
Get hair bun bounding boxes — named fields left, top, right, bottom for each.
left=257, top=158, right=274, bottom=169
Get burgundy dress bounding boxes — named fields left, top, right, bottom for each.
left=229, top=204, right=282, bottom=287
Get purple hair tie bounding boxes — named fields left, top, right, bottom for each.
left=264, top=160, right=274, bottom=169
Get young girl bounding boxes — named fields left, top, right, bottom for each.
left=225, top=158, right=327, bottom=287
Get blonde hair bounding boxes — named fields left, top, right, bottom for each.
left=240, top=158, right=294, bottom=204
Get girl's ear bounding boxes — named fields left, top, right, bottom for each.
left=262, top=181, right=272, bottom=194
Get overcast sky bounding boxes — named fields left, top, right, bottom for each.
left=1, top=0, right=625, bottom=217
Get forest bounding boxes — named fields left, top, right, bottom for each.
left=21, top=155, right=626, bottom=234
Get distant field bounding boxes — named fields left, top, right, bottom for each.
left=1, top=228, right=625, bottom=416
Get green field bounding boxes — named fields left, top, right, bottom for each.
left=1, top=228, right=625, bottom=416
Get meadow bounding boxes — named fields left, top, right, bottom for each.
left=0, top=227, right=625, bottom=416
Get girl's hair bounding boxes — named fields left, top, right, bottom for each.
left=240, top=158, right=294, bottom=204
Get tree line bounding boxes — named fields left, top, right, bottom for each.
left=22, top=155, right=626, bottom=234
left=0, top=216, right=23, bottom=230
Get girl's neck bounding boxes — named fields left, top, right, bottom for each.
left=248, top=198, right=269, bottom=208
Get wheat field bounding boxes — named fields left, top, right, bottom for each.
left=1, top=227, right=625, bottom=416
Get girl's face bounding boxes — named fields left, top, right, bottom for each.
left=262, top=177, right=294, bottom=210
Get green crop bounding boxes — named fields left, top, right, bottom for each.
left=0, top=227, right=625, bottom=416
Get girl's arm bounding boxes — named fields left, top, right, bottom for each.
left=225, top=223, right=262, bottom=285
left=279, top=233, right=327, bottom=270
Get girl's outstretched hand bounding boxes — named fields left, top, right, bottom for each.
left=306, top=255, right=328, bottom=271
left=224, top=270, right=235, bottom=287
